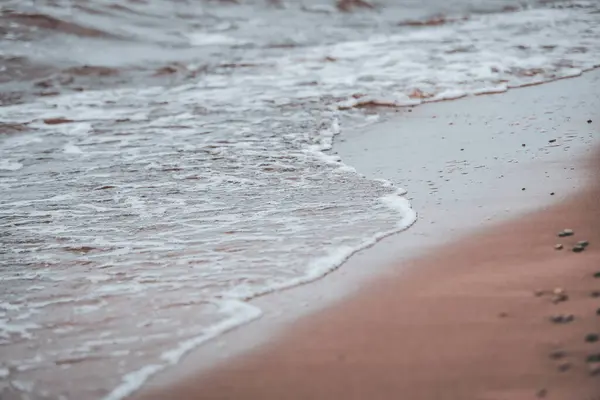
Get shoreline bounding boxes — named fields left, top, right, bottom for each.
left=132, top=70, right=600, bottom=399
left=139, top=158, right=600, bottom=399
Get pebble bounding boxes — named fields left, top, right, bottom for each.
left=536, top=389, right=547, bottom=398
left=596, top=307, right=600, bottom=316
left=554, top=244, right=563, bottom=250
left=577, top=240, right=589, bottom=247
left=557, top=362, right=571, bottom=372
left=553, top=288, right=564, bottom=295
left=589, top=363, right=600, bottom=376
left=588, top=119, right=592, bottom=123
left=594, top=271, right=600, bottom=278
left=548, top=139, right=556, bottom=143
left=590, top=290, right=600, bottom=298
left=549, top=350, right=566, bottom=360
left=587, top=353, right=600, bottom=363
left=557, top=229, right=574, bottom=237
left=551, top=293, right=568, bottom=304
left=534, top=289, right=545, bottom=297
left=572, top=244, right=585, bottom=253
left=585, top=333, right=599, bottom=343
left=550, top=314, right=574, bottom=324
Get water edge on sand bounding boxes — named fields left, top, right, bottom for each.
left=133, top=69, right=600, bottom=399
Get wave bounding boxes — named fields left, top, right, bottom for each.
left=1, top=0, right=599, bottom=399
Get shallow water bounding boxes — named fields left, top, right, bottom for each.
left=1, top=0, right=600, bottom=399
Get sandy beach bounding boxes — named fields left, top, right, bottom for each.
left=134, top=70, right=600, bottom=400
left=3, top=1, right=600, bottom=399
left=141, top=182, right=600, bottom=400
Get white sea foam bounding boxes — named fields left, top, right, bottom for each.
left=0, top=160, right=23, bottom=171
left=186, top=33, right=249, bottom=46
left=63, top=143, right=83, bottom=154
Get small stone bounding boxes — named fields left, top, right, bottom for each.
left=534, top=289, right=545, bottom=297
left=585, top=333, right=599, bottom=343
left=551, top=293, right=568, bottom=304
left=498, top=312, right=508, bottom=318
left=593, top=271, right=600, bottom=278
left=588, top=119, right=592, bottom=124
left=553, top=288, right=564, bottom=295
left=550, top=315, right=562, bottom=323
left=596, top=307, right=600, bottom=315
left=522, top=187, right=526, bottom=191
left=572, top=245, right=585, bottom=253
left=564, top=314, right=574, bottom=322
left=549, top=350, right=566, bottom=360
left=589, top=363, right=600, bottom=376
left=550, top=314, right=574, bottom=324
left=536, top=389, right=547, bottom=398
left=587, top=353, right=600, bottom=363
left=577, top=240, right=589, bottom=247
left=550, top=192, right=555, bottom=195
left=591, top=291, right=600, bottom=298
left=557, top=362, right=571, bottom=372
left=554, top=244, right=563, bottom=250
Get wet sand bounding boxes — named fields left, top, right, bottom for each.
left=138, top=166, right=600, bottom=400
left=134, top=73, right=600, bottom=399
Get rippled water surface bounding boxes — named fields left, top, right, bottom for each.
left=1, top=0, right=600, bottom=398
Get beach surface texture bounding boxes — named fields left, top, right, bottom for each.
left=2, top=1, right=600, bottom=399
left=137, top=70, right=600, bottom=400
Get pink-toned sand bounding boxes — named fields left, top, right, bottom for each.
left=136, top=154, right=600, bottom=400
left=133, top=70, right=600, bottom=400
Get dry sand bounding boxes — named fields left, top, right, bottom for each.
left=135, top=72, right=600, bottom=400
